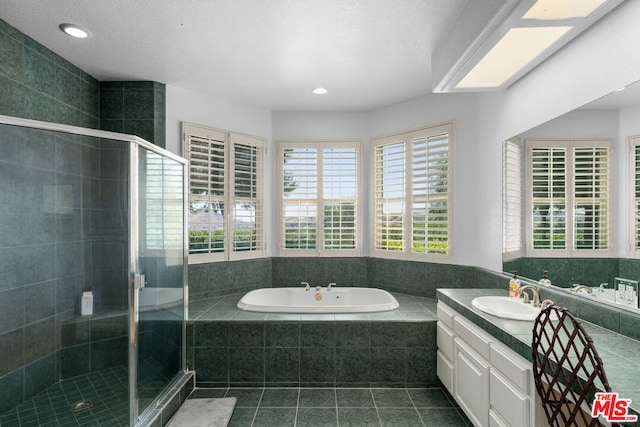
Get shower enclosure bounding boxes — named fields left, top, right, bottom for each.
left=0, top=116, right=189, bottom=426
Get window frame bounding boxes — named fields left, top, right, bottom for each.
left=525, top=138, right=611, bottom=258
left=183, top=123, right=266, bottom=264
left=370, top=122, right=453, bottom=262
left=277, top=140, right=361, bottom=257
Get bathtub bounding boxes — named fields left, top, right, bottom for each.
left=236, top=287, right=399, bottom=313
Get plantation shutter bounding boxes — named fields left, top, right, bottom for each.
left=183, top=123, right=265, bottom=262
left=528, top=139, right=610, bottom=256
left=632, top=138, right=640, bottom=254
left=185, top=127, right=226, bottom=256
left=373, top=123, right=452, bottom=260
left=144, top=151, right=184, bottom=251
left=411, top=130, right=449, bottom=255
left=503, top=138, right=522, bottom=257
left=231, top=134, right=264, bottom=258
left=282, top=147, right=318, bottom=250
left=531, top=147, right=566, bottom=250
left=374, top=140, right=406, bottom=251
left=573, top=147, right=608, bottom=250
left=323, top=147, right=357, bottom=250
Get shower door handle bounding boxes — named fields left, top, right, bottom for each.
left=134, top=274, right=146, bottom=290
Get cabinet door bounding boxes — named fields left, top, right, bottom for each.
left=490, top=370, right=530, bottom=427
left=454, top=339, right=489, bottom=427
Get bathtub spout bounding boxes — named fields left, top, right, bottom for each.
left=302, top=281, right=310, bottom=291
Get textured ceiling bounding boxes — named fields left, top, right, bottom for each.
left=0, top=0, right=470, bottom=111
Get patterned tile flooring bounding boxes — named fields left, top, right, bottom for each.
left=0, top=367, right=129, bottom=427
left=0, top=362, right=173, bottom=427
left=190, top=386, right=472, bottom=427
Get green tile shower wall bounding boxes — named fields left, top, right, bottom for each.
left=188, top=321, right=437, bottom=388
left=0, top=19, right=100, bottom=127
left=100, top=81, right=166, bottom=148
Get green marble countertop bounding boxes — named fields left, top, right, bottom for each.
left=437, top=288, right=640, bottom=418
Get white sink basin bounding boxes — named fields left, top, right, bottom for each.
left=472, top=296, right=543, bottom=321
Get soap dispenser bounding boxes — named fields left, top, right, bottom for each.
left=538, top=270, right=552, bottom=287
left=509, top=271, right=521, bottom=297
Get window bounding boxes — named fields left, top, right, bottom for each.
left=183, top=123, right=265, bottom=262
left=630, top=136, right=640, bottom=257
left=278, top=141, right=359, bottom=256
left=142, top=150, right=184, bottom=252
left=526, top=139, right=610, bottom=256
left=503, top=138, right=522, bottom=259
left=372, top=123, right=452, bottom=260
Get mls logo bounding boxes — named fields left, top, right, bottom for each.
left=591, top=392, right=638, bottom=423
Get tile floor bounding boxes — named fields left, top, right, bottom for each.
left=189, top=386, right=472, bottom=427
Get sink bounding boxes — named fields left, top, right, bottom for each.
left=472, top=296, right=543, bottom=321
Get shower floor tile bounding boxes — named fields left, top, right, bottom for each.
left=0, top=367, right=130, bottom=427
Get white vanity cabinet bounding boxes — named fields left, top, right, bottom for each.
left=437, top=301, right=546, bottom=427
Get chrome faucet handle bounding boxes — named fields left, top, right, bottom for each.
left=517, top=285, right=541, bottom=307
left=541, top=299, right=555, bottom=309
left=302, top=281, right=310, bottom=291
left=327, top=282, right=336, bottom=291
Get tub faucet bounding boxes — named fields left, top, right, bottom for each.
left=327, top=282, right=336, bottom=291
left=570, top=284, right=593, bottom=294
left=302, top=281, right=310, bottom=291
left=517, top=285, right=541, bottom=307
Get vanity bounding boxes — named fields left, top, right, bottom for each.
left=437, top=288, right=640, bottom=427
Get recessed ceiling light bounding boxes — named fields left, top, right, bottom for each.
left=59, top=23, right=92, bottom=39
left=312, top=87, right=328, bottom=95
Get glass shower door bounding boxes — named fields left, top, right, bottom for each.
left=134, top=146, right=186, bottom=420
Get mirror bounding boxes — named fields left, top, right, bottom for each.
left=502, top=80, right=640, bottom=312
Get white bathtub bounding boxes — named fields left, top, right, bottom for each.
left=236, top=287, right=399, bottom=313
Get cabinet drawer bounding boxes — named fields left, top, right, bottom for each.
left=490, top=370, right=530, bottom=427
left=437, top=321, right=455, bottom=361
left=437, top=349, right=454, bottom=392
left=437, top=301, right=457, bottom=329
left=454, top=315, right=492, bottom=359
left=490, top=341, right=531, bottom=392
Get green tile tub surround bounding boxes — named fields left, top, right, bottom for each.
left=188, top=256, right=496, bottom=303
left=187, top=294, right=438, bottom=388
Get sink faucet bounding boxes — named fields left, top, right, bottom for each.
left=517, top=285, right=541, bottom=307
left=302, top=281, right=310, bottom=291
left=327, top=282, right=336, bottom=291
left=570, top=284, right=593, bottom=294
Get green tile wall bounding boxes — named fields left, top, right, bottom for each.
left=100, top=81, right=166, bottom=148
left=0, top=19, right=100, bottom=127
left=188, top=321, right=437, bottom=388
left=189, top=257, right=488, bottom=303
left=503, top=257, right=640, bottom=288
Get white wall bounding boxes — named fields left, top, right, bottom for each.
left=473, top=0, right=640, bottom=271
left=165, top=85, right=272, bottom=156
left=164, top=0, right=640, bottom=271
